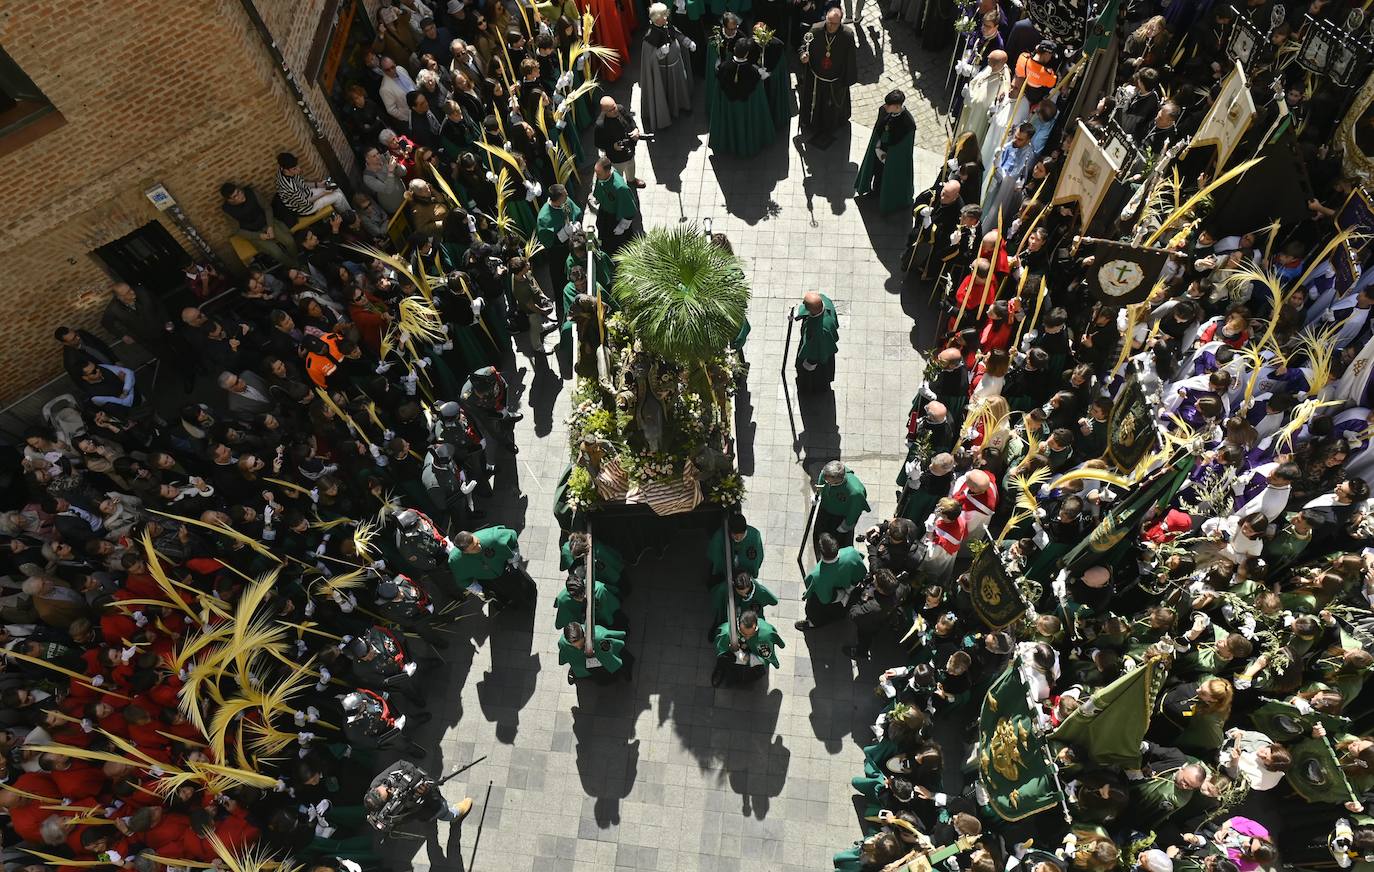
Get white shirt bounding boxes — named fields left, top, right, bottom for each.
left=379, top=69, right=418, bottom=123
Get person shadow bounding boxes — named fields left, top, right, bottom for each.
left=571, top=699, right=642, bottom=829
left=422, top=815, right=469, bottom=872
left=528, top=350, right=563, bottom=437
left=474, top=602, right=541, bottom=743
left=795, top=386, right=841, bottom=470
left=720, top=688, right=792, bottom=819
left=793, top=126, right=856, bottom=216
left=805, top=621, right=857, bottom=753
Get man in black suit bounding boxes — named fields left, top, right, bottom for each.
left=54, top=326, right=118, bottom=383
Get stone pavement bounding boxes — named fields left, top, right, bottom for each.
left=397, top=10, right=951, bottom=872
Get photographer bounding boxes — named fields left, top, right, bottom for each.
left=593, top=98, right=648, bottom=188
left=363, top=761, right=473, bottom=832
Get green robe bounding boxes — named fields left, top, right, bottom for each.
left=713, top=619, right=785, bottom=668
left=554, top=580, right=621, bottom=629
left=558, top=625, right=628, bottom=676
left=446, top=526, right=519, bottom=591
left=709, top=63, right=776, bottom=158
left=536, top=199, right=583, bottom=254
left=817, top=469, right=870, bottom=528
left=804, top=546, right=867, bottom=604
left=795, top=294, right=839, bottom=366
left=833, top=844, right=864, bottom=872
left=558, top=539, right=625, bottom=589
left=710, top=579, right=779, bottom=622
left=592, top=170, right=638, bottom=224
left=1175, top=625, right=1231, bottom=679
left=855, top=108, right=916, bottom=214
left=1130, top=771, right=1197, bottom=827
left=707, top=525, right=765, bottom=577
left=565, top=248, right=614, bottom=284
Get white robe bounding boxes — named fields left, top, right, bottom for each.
left=957, top=65, right=1010, bottom=149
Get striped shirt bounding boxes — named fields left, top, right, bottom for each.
left=276, top=170, right=314, bottom=215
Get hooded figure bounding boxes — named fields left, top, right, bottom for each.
left=639, top=3, right=696, bottom=132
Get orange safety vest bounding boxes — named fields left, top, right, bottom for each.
left=1015, top=53, right=1057, bottom=91
left=305, top=332, right=344, bottom=388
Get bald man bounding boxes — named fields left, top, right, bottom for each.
left=915, top=347, right=970, bottom=427
left=593, top=98, right=645, bottom=188
left=906, top=179, right=965, bottom=282
left=798, top=8, right=858, bottom=142
left=951, top=467, right=998, bottom=542
left=957, top=49, right=1010, bottom=145
left=794, top=290, right=840, bottom=392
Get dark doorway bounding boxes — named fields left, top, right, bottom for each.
left=93, top=221, right=190, bottom=297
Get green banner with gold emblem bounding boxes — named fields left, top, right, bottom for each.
left=1105, top=369, right=1158, bottom=472
left=1051, top=656, right=1166, bottom=768
left=977, top=665, right=1063, bottom=822
left=969, top=541, right=1026, bottom=630
left=1057, top=450, right=1194, bottom=577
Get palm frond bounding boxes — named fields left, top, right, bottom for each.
left=398, top=295, right=448, bottom=343
left=1294, top=321, right=1342, bottom=395
left=1046, top=467, right=1133, bottom=493
left=494, top=168, right=517, bottom=234
left=476, top=140, right=524, bottom=176
left=1144, top=157, right=1265, bottom=246
left=610, top=224, right=751, bottom=363
left=148, top=510, right=278, bottom=562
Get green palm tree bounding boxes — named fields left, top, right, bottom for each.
left=611, top=224, right=750, bottom=365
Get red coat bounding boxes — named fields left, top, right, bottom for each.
left=50, top=765, right=109, bottom=802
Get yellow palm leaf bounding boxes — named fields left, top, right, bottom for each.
left=1144, top=157, right=1265, bottom=246
left=1046, top=467, right=1133, bottom=493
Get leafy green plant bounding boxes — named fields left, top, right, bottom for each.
left=611, top=225, right=751, bottom=366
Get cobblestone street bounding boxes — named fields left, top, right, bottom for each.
left=406, top=11, right=951, bottom=871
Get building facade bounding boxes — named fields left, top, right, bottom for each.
left=0, top=0, right=379, bottom=400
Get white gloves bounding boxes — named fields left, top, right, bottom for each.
left=471, top=296, right=486, bottom=316
left=402, top=373, right=418, bottom=396
left=687, top=40, right=697, bottom=52
left=375, top=361, right=393, bottom=374
left=460, top=479, right=478, bottom=495
left=947, top=158, right=959, bottom=172
left=657, top=44, right=671, bottom=59
left=485, top=171, right=498, bottom=183
left=557, top=71, right=574, bottom=90
left=614, top=218, right=632, bottom=235
left=132, top=611, right=148, bottom=627
left=402, top=661, right=418, bottom=676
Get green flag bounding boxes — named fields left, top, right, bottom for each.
left=977, top=666, right=1064, bottom=822
left=1057, top=450, right=1193, bottom=576
left=1250, top=698, right=1349, bottom=743
left=1051, top=656, right=1166, bottom=768
left=1083, top=0, right=1119, bottom=57
left=969, top=541, right=1026, bottom=630
left=1288, top=737, right=1358, bottom=805
left=1105, top=369, right=1159, bottom=471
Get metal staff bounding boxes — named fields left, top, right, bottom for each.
left=722, top=513, right=739, bottom=649
left=782, top=303, right=801, bottom=460
left=797, top=482, right=823, bottom=579
left=584, top=528, right=596, bottom=656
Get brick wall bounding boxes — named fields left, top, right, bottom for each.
left=0, top=0, right=345, bottom=401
